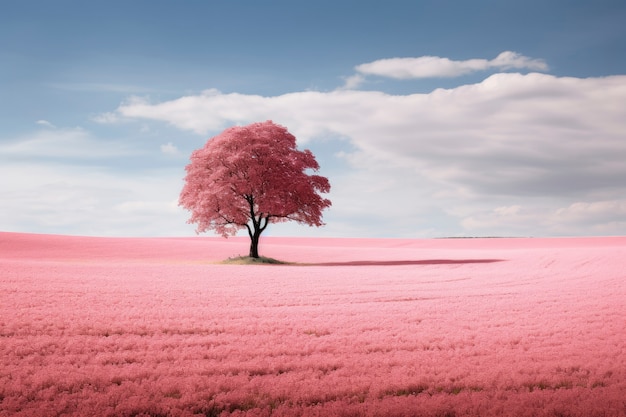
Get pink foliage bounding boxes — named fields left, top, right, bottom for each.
left=179, top=121, right=331, bottom=238
left=1, top=233, right=625, bottom=416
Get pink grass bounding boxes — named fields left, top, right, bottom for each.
left=1, top=232, right=625, bottom=416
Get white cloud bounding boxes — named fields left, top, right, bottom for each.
left=108, top=71, right=626, bottom=237
left=91, top=112, right=121, bottom=124
left=555, top=200, right=626, bottom=227
left=6, top=69, right=625, bottom=238
left=490, top=51, right=548, bottom=71
left=0, top=127, right=136, bottom=159
left=0, top=161, right=191, bottom=237
left=461, top=200, right=626, bottom=237
left=353, top=51, right=548, bottom=80
left=160, top=142, right=179, bottom=155
left=36, top=120, right=56, bottom=128
left=0, top=125, right=193, bottom=237
left=340, top=74, right=366, bottom=90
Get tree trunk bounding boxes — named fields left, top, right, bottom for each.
left=249, top=231, right=260, bottom=258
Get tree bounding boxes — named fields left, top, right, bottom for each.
left=179, top=120, right=331, bottom=258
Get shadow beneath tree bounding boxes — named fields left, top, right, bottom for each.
left=311, top=259, right=505, bottom=267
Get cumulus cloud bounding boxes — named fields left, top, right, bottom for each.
left=353, top=51, right=548, bottom=81
left=108, top=72, right=626, bottom=236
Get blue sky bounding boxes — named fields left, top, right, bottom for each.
left=2, top=0, right=626, bottom=238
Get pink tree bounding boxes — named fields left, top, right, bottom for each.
left=180, top=121, right=331, bottom=258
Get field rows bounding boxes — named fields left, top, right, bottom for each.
left=1, top=233, right=625, bottom=416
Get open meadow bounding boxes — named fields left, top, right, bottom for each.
left=0, top=232, right=625, bottom=416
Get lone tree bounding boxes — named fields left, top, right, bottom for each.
left=180, top=120, right=331, bottom=258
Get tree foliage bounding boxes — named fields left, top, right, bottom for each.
left=179, top=121, right=331, bottom=258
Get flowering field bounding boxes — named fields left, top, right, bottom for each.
left=1, top=232, right=625, bottom=417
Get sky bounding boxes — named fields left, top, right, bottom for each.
left=2, top=0, right=626, bottom=239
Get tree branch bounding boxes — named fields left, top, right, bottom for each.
left=259, top=215, right=270, bottom=232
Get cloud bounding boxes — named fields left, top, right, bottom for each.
left=160, top=142, right=179, bottom=155
left=461, top=200, right=626, bottom=236
left=353, top=51, right=548, bottom=81
left=340, top=74, right=366, bottom=90
left=0, top=161, right=191, bottom=237
left=0, top=127, right=136, bottom=159
left=0, top=124, right=191, bottom=236
left=36, top=120, right=56, bottom=128
left=555, top=200, right=626, bottom=228
left=109, top=71, right=626, bottom=236
left=91, top=112, right=121, bottom=124
left=115, top=90, right=274, bottom=135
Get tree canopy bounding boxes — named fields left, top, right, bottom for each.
left=179, top=121, right=331, bottom=258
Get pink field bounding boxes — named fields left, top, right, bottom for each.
left=1, top=233, right=625, bottom=417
